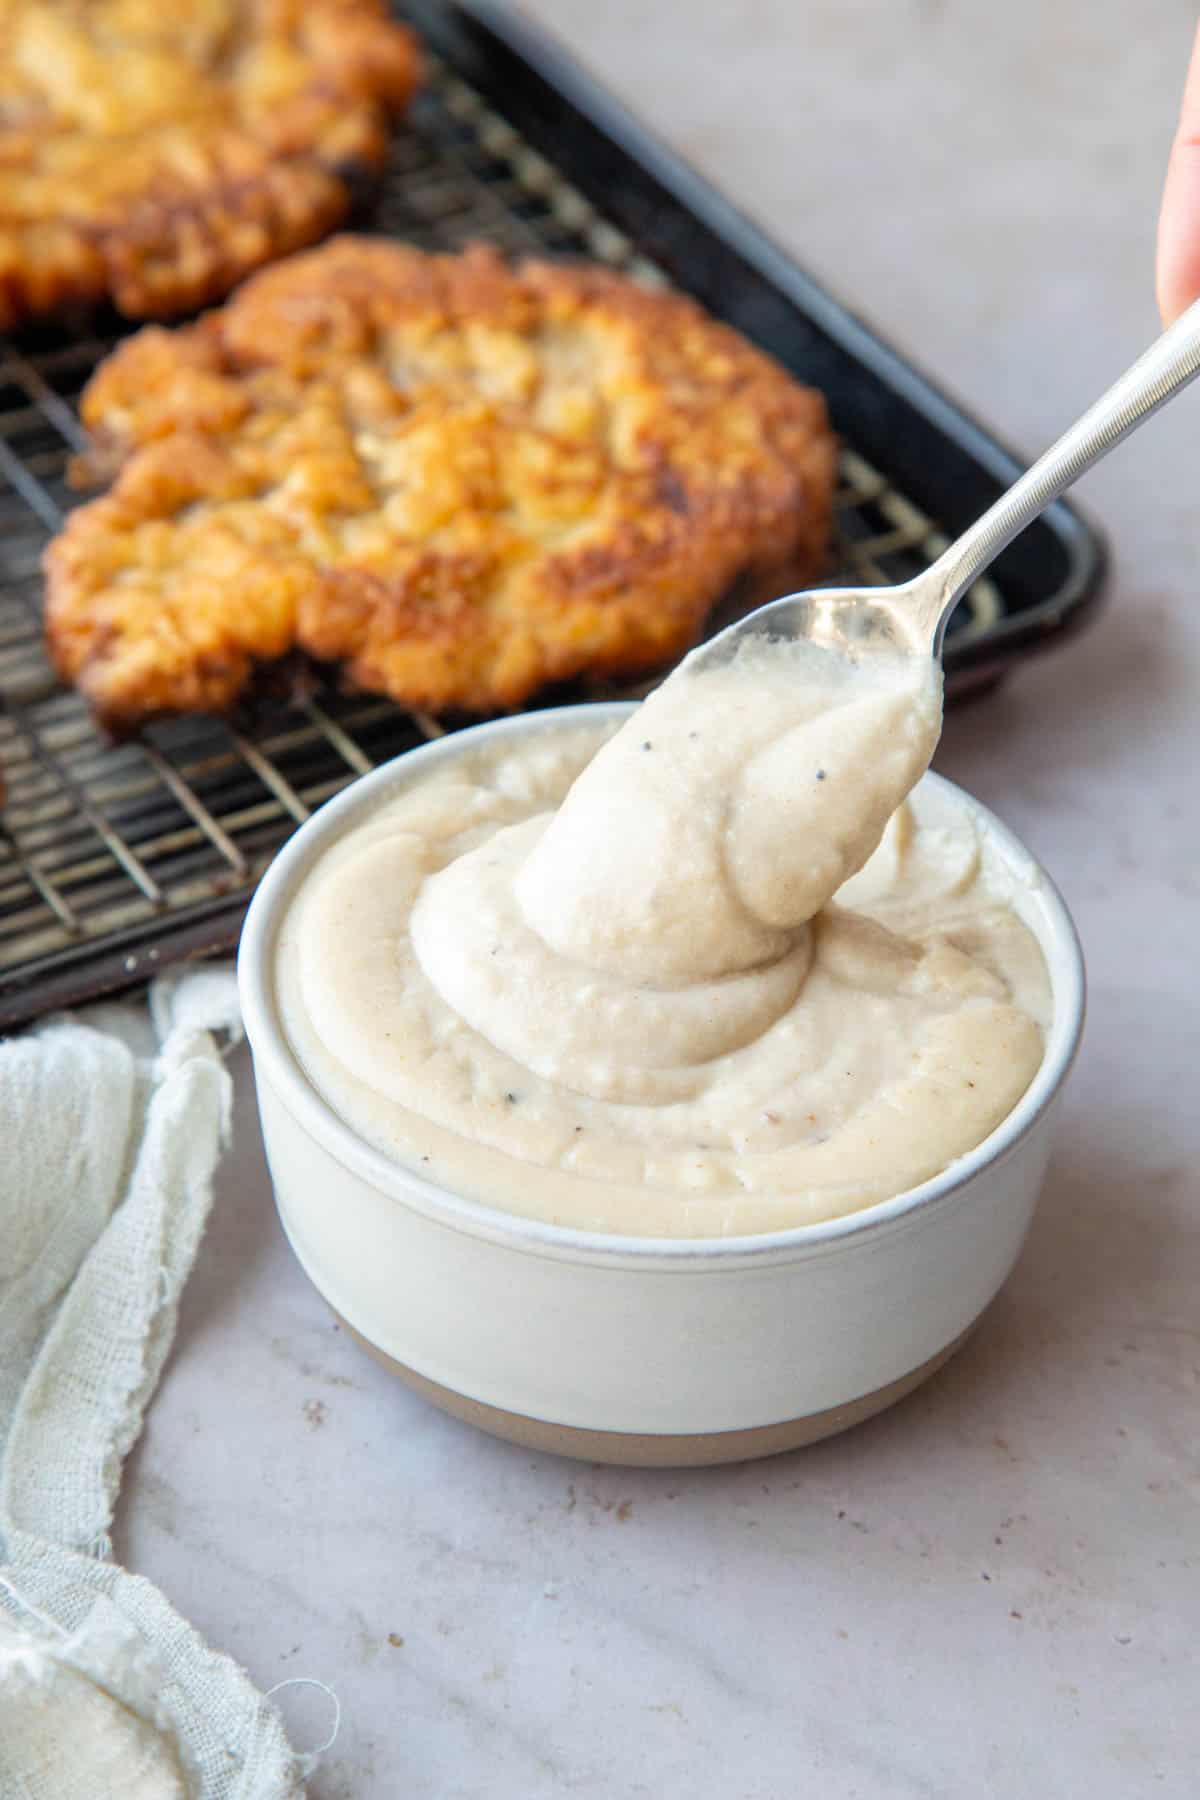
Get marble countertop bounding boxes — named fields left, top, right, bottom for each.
left=115, top=3, right=1199, bottom=1794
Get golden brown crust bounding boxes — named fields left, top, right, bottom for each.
left=0, top=0, right=421, bottom=330
left=44, top=238, right=838, bottom=728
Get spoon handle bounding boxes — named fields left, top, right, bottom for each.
left=923, top=296, right=1200, bottom=641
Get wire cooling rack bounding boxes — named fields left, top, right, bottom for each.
left=0, top=30, right=1077, bottom=1028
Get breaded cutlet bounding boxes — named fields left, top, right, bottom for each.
left=0, top=0, right=420, bottom=331
left=44, top=238, right=838, bottom=730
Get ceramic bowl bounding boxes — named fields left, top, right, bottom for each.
left=238, top=703, right=1085, bottom=1466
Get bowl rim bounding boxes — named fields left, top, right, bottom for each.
left=238, top=701, right=1086, bottom=1268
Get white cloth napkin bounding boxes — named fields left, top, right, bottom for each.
left=0, top=969, right=304, bottom=1799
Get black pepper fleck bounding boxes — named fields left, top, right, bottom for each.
left=815, top=768, right=827, bottom=781
left=504, top=1092, right=519, bottom=1105
left=642, top=741, right=653, bottom=751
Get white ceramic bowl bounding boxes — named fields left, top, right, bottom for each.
left=239, top=703, right=1085, bottom=1467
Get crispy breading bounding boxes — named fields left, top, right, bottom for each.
left=0, top=0, right=420, bottom=330
left=44, top=239, right=838, bottom=728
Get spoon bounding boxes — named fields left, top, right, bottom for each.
left=693, top=297, right=1200, bottom=668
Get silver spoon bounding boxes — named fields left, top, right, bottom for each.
left=693, top=298, right=1200, bottom=668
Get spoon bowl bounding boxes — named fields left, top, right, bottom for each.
left=691, top=578, right=938, bottom=672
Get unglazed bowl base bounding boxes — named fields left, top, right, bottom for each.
left=336, top=1315, right=974, bottom=1467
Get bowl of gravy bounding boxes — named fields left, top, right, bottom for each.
left=239, top=643, right=1083, bottom=1464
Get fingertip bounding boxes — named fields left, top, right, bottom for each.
left=1155, top=261, right=1188, bottom=329
left=1156, top=144, right=1200, bottom=324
